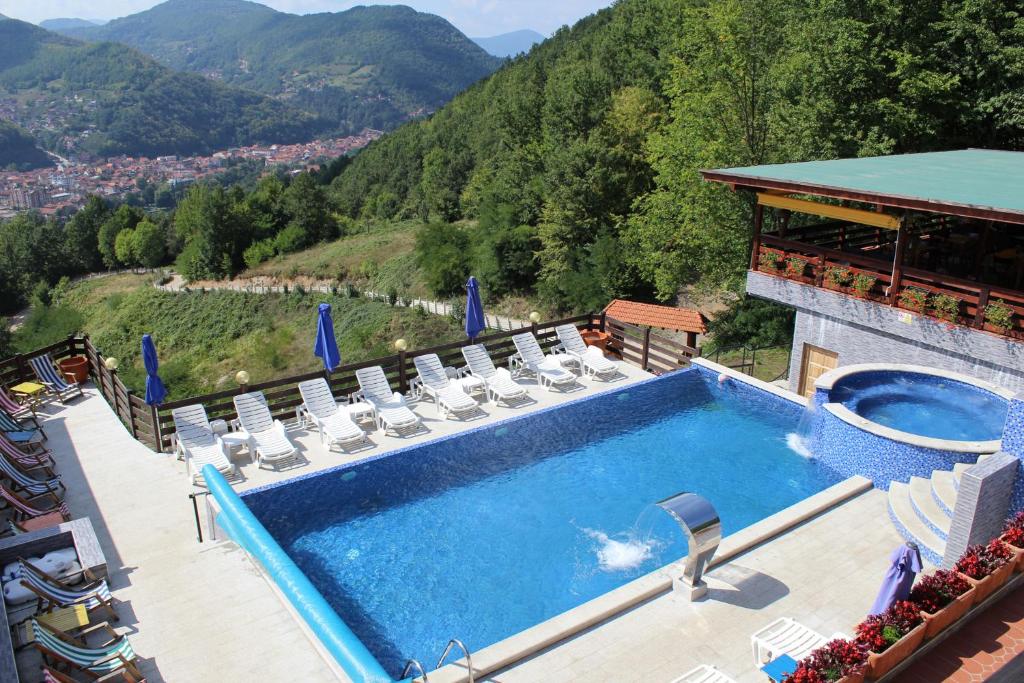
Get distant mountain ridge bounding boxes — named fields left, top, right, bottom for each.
left=0, top=17, right=327, bottom=158
left=39, top=18, right=101, bottom=30
left=472, top=29, right=545, bottom=57
left=58, top=0, right=503, bottom=134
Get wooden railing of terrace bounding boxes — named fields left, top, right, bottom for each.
left=755, top=234, right=1024, bottom=338
left=0, top=315, right=699, bottom=453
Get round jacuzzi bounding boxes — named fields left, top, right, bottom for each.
left=805, top=364, right=1015, bottom=490
left=827, top=369, right=1009, bottom=442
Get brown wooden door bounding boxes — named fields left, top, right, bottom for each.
left=798, top=344, right=838, bottom=398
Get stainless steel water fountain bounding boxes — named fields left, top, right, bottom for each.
left=656, top=492, right=721, bottom=601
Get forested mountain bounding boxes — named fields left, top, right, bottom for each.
left=0, top=120, right=51, bottom=170
left=328, top=0, right=1024, bottom=311
left=0, top=17, right=327, bottom=157
left=39, top=18, right=100, bottom=30
left=472, top=30, right=545, bottom=57
left=59, top=0, right=503, bottom=134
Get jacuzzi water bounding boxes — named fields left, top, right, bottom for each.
left=244, top=369, right=841, bottom=677
left=829, top=370, right=1008, bottom=441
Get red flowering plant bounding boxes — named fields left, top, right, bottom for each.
left=783, top=639, right=867, bottom=682
left=1003, top=511, right=1024, bottom=548
left=908, top=570, right=971, bottom=614
left=954, top=540, right=1013, bottom=579
left=855, top=601, right=923, bottom=653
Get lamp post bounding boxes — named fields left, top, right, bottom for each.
left=235, top=370, right=250, bottom=393
left=394, top=339, right=409, bottom=394
left=529, top=310, right=541, bottom=335
left=104, top=357, right=119, bottom=371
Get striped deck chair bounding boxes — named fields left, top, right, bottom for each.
left=0, top=408, right=46, bottom=444
left=29, top=354, right=84, bottom=403
left=33, top=620, right=142, bottom=681
left=354, top=366, right=424, bottom=435
left=0, top=449, right=63, bottom=496
left=0, top=431, right=54, bottom=468
left=0, top=483, right=69, bottom=522
left=0, top=387, right=41, bottom=426
left=232, top=392, right=299, bottom=469
left=170, top=404, right=237, bottom=485
left=21, top=559, right=117, bottom=621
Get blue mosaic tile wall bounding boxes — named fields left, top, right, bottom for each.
left=1000, top=395, right=1024, bottom=512
left=805, top=388, right=978, bottom=490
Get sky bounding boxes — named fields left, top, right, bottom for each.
left=0, top=0, right=614, bottom=36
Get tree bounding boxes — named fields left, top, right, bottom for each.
left=282, top=172, right=337, bottom=249
left=705, top=296, right=795, bottom=351
left=132, top=219, right=166, bottom=268
left=98, top=205, right=144, bottom=269
left=174, top=185, right=246, bottom=280
left=114, top=229, right=138, bottom=266
left=415, top=222, right=472, bottom=297
left=63, top=196, right=110, bottom=272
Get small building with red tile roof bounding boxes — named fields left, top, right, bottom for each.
left=602, top=299, right=708, bottom=348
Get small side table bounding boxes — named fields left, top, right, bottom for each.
left=221, top=431, right=251, bottom=462
left=761, top=654, right=799, bottom=682
left=10, top=381, right=46, bottom=414
left=346, top=401, right=375, bottom=425
left=458, top=374, right=487, bottom=400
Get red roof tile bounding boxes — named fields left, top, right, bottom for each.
left=602, top=299, right=707, bottom=334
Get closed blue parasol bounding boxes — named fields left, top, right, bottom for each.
left=465, top=276, right=485, bottom=340
left=141, top=334, right=167, bottom=406
left=869, top=542, right=923, bottom=615
left=314, top=303, right=341, bottom=372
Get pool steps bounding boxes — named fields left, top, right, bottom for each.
left=887, top=454, right=993, bottom=566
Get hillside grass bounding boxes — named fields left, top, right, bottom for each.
left=14, top=273, right=464, bottom=400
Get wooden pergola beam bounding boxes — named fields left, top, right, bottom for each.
left=757, top=192, right=902, bottom=230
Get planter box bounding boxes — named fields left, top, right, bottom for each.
left=837, top=672, right=865, bottom=683
left=921, top=585, right=976, bottom=639
left=864, top=622, right=926, bottom=680
left=57, top=355, right=89, bottom=384
left=1001, top=536, right=1024, bottom=572
left=959, top=560, right=1014, bottom=604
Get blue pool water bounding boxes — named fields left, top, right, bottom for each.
left=829, top=370, right=1008, bottom=442
left=244, top=369, right=840, bottom=677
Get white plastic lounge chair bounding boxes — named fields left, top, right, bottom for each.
left=412, top=354, right=482, bottom=420
left=28, top=354, right=83, bottom=403
left=354, top=367, right=424, bottom=435
left=171, top=405, right=237, bottom=485
left=232, top=392, right=299, bottom=469
left=511, top=333, right=579, bottom=391
left=298, top=378, right=370, bottom=451
left=461, top=344, right=532, bottom=406
left=751, top=617, right=847, bottom=665
left=670, top=664, right=738, bottom=683
left=555, top=324, right=623, bottom=380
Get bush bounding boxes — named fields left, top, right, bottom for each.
left=784, top=639, right=866, bottom=683
left=243, top=238, right=277, bottom=269
left=930, top=293, right=961, bottom=323
left=898, top=287, right=928, bottom=313
left=954, top=540, right=1012, bottom=579
left=416, top=222, right=472, bottom=297
left=852, top=274, right=877, bottom=297
left=985, top=299, right=1015, bottom=333
left=706, top=297, right=794, bottom=352
left=1003, top=511, right=1024, bottom=548
left=824, top=266, right=852, bottom=288
left=855, top=601, right=923, bottom=653
left=785, top=257, right=808, bottom=277
left=758, top=250, right=782, bottom=270
left=908, top=570, right=970, bottom=614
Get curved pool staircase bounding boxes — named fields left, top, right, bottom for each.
left=887, top=454, right=992, bottom=566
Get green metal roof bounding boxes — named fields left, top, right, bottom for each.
left=702, top=149, right=1024, bottom=223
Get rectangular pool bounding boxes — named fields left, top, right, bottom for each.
left=243, top=368, right=840, bottom=677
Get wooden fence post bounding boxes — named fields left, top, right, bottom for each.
left=110, top=369, right=122, bottom=423
left=151, top=404, right=163, bottom=452
left=125, top=389, right=138, bottom=438
left=599, top=312, right=607, bottom=333
left=397, top=350, right=408, bottom=395
left=641, top=326, right=652, bottom=371
left=975, top=287, right=990, bottom=328
left=14, top=353, right=26, bottom=383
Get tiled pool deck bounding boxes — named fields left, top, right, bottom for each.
left=15, top=364, right=940, bottom=682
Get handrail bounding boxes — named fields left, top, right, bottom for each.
left=436, top=639, right=473, bottom=683
left=400, top=659, right=428, bottom=682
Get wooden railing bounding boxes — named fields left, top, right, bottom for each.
left=755, top=235, right=1024, bottom=338
left=0, top=315, right=698, bottom=453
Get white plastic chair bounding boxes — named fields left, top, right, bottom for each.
left=670, top=664, right=738, bottom=683
left=171, top=405, right=237, bottom=485
left=751, top=617, right=845, bottom=665
left=297, top=378, right=371, bottom=452
left=460, top=344, right=532, bottom=406
left=412, top=354, right=483, bottom=420
left=511, top=333, right=579, bottom=391
left=354, top=366, right=424, bottom=435
left=555, top=324, right=622, bottom=380
left=232, top=392, right=299, bottom=469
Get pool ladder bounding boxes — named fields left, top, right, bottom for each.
left=400, top=638, right=475, bottom=682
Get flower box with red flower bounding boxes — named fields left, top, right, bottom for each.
left=909, top=570, right=975, bottom=639
left=954, top=540, right=1014, bottom=603
left=1002, top=512, right=1024, bottom=572
left=856, top=601, right=926, bottom=679
left=783, top=638, right=867, bottom=683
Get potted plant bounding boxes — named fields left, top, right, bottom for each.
left=852, top=274, right=877, bottom=299
left=930, top=293, right=961, bottom=324
left=855, top=600, right=926, bottom=679
left=786, top=256, right=809, bottom=279
left=985, top=299, right=1015, bottom=335
left=954, top=539, right=1014, bottom=602
left=825, top=267, right=853, bottom=291
left=898, top=287, right=929, bottom=314
left=909, top=570, right=975, bottom=638
left=1001, top=511, right=1024, bottom=571
left=783, top=638, right=867, bottom=683
left=57, top=355, right=90, bottom=383
left=759, top=250, right=782, bottom=271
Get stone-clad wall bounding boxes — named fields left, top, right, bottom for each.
left=745, top=271, right=1024, bottom=394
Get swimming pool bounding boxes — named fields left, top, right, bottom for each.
left=828, top=369, right=1009, bottom=442
left=243, top=368, right=841, bottom=678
